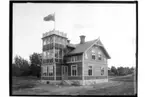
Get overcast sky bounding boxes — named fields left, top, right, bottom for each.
left=13, top=3, right=136, bottom=67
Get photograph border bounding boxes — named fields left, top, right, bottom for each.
left=10, top=0, right=138, bottom=96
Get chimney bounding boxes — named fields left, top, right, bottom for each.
left=67, top=40, right=70, bottom=44
left=80, top=35, right=86, bottom=44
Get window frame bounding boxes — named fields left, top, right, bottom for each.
left=42, top=65, right=47, bottom=76
left=98, top=51, right=102, bottom=60
left=92, top=53, right=96, bottom=60
left=88, top=65, right=93, bottom=76
left=101, top=67, right=104, bottom=75
left=43, top=39, right=47, bottom=45
left=71, top=64, right=78, bottom=76
left=48, top=65, right=54, bottom=76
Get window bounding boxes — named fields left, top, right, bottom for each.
left=77, top=56, right=80, bottom=61
left=92, top=54, right=96, bottom=60
left=55, top=49, right=59, bottom=58
left=85, top=53, right=88, bottom=59
left=43, top=52, right=46, bottom=57
left=47, top=38, right=50, bottom=44
left=55, top=36, right=58, bottom=43
left=98, top=52, right=102, bottom=60
left=77, top=56, right=81, bottom=61
left=74, top=56, right=77, bottom=61
left=42, top=66, right=47, bottom=76
left=50, top=37, right=53, bottom=43
left=62, top=66, right=68, bottom=75
left=59, top=49, right=62, bottom=59
left=101, top=67, right=104, bottom=75
left=48, top=65, right=54, bottom=76
left=67, top=57, right=71, bottom=62
left=71, top=56, right=75, bottom=62
left=88, top=66, right=93, bottom=76
left=43, top=39, right=46, bottom=45
left=91, top=49, right=95, bottom=53
left=62, top=39, right=65, bottom=44
left=71, top=65, right=77, bottom=76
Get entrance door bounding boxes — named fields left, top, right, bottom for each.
left=62, top=66, right=68, bottom=80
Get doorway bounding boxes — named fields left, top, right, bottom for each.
left=62, top=66, right=68, bottom=80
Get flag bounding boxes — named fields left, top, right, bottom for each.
left=44, top=13, right=55, bottom=21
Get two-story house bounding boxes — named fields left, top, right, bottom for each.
left=41, top=30, right=111, bottom=85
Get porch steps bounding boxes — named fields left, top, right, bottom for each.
left=61, top=80, right=72, bottom=85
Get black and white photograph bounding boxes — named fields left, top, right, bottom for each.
left=10, top=1, right=137, bottom=96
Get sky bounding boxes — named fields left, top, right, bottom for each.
left=13, top=3, right=136, bottom=68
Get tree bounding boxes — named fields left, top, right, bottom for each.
left=111, top=66, right=118, bottom=75
left=13, top=55, right=30, bottom=76
left=29, top=53, right=42, bottom=78
left=117, top=67, right=132, bottom=76
left=117, top=67, right=125, bottom=76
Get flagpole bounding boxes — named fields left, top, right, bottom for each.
left=54, top=12, right=55, bottom=30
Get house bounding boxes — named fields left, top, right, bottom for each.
left=41, top=30, right=111, bottom=85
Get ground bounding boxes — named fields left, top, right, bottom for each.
left=12, top=74, right=136, bottom=95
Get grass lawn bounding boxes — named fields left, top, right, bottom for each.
left=12, top=75, right=137, bottom=95
left=12, top=76, right=41, bottom=91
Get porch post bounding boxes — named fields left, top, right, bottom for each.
left=53, top=35, right=56, bottom=81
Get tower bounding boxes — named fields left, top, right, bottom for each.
left=41, top=30, right=67, bottom=81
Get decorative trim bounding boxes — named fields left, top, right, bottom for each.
left=84, top=39, right=99, bottom=55
left=88, top=64, right=93, bottom=76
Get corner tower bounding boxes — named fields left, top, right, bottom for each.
left=41, top=30, right=67, bottom=82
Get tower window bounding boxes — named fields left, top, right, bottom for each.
left=43, top=39, right=46, bottom=45
left=48, top=66, right=54, bottom=76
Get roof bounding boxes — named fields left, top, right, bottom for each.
left=66, top=39, right=97, bottom=55
left=99, top=45, right=111, bottom=59
left=67, top=43, right=76, bottom=48
left=66, top=38, right=111, bottom=59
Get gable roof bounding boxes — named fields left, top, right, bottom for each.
left=66, top=38, right=111, bottom=59
left=66, top=39, right=97, bottom=56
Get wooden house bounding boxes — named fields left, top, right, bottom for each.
left=41, top=30, right=111, bottom=85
